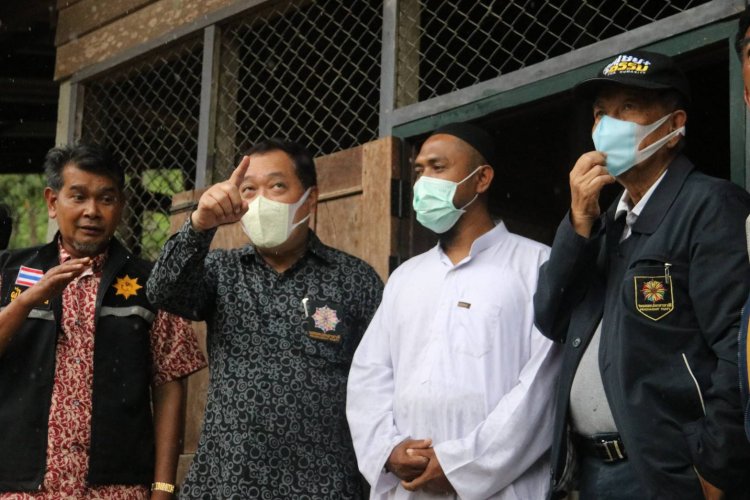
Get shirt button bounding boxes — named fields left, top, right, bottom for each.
left=73, top=400, right=80, bottom=407
left=572, top=337, right=581, bottom=348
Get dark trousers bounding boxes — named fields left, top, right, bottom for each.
left=578, top=455, right=647, bottom=500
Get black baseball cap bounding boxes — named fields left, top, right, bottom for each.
left=574, top=50, right=691, bottom=103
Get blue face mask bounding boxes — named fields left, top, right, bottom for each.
left=592, top=114, right=684, bottom=177
left=412, top=166, right=483, bottom=234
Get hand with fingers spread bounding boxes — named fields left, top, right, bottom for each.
left=191, top=156, right=251, bottom=232
left=385, top=438, right=432, bottom=482
left=400, top=447, right=455, bottom=495
left=0, top=257, right=91, bottom=356
left=18, top=258, right=92, bottom=309
left=569, top=151, right=616, bottom=238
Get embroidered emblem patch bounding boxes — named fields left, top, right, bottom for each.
left=15, top=266, right=44, bottom=287
left=113, top=275, right=142, bottom=300
left=10, top=286, right=22, bottom=302
left=306, top=302, right=344, bottom=343
left=634, top=276, right=674, bottom=321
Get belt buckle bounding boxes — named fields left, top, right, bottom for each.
left=599, top=438, right=625, bottom=463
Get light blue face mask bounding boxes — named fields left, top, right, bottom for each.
left=592, top=114, right=685, bottom=177
left=412, top=166, right=483, bottom=234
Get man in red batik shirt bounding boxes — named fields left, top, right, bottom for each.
left=0, top=143, right=206, bottom=499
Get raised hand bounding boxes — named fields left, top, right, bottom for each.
left=19, top=258, right=91, bottom=308
left=190, top=156, right=251, bottom=232
left=569, top=151, right=615, bottom=238
left=0, top=257, right=91, bottom=355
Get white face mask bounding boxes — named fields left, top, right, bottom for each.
left=240, top=188, right=312, bottom=248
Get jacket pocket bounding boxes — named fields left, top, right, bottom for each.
left=628, top=258, right=678, bottom=322
left=681, top=353, right=706, bottom=416
left=624, top=256, right=694, bottom=331
left=298, top=332, right=348, bottom=366
left=452, top=302, right=502, bottom=358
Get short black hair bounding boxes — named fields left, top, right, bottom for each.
left=736, top=8, right=750, bottom=60
left=244, top=139, right=317, bottom=189
left=43, top=143, right=125, bottom=192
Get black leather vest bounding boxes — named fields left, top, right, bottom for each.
left=0, top=237, right=156, bottom=491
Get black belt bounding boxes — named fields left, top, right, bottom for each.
left=574, top=433, right=627, bottom=463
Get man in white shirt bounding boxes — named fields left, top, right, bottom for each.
left=346, top=122, right=561, bottom=499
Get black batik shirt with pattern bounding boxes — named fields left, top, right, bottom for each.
left=146, top=220, right=383, bottom=499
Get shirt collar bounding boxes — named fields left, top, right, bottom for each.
left=437, top=220, right=508, bottom=266
left=615, top=169, right=668, bottom=222
left=240, top=230, right=335, bottom=266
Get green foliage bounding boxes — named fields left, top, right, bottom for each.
left=142, top=169, right=184, bottom=195
left=135, top=169, right=184, bottom=261
left=0, top=174, right=48, bottom=250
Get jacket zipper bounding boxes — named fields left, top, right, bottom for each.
left=682, top=353, right=705, bottom=416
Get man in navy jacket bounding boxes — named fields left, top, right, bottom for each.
left=735, top=7, right=750, bottom=448
left=534, top=50, right=750, bottom=499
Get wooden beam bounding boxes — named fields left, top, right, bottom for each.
left=55, top=0, right=156, bottom=47
left=55, top=0, right=240, bottom=80
left=360, top=136, right=400, bottom=280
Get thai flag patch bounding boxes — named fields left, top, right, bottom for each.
left=15, top=266, right=44, bottom=287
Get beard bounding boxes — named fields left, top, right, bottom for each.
left=437, top=222, right=460, bottom=247
left=68, top=236, right=111, bottom=257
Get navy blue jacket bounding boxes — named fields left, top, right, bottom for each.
left=534, top=156, right=750, bottom=499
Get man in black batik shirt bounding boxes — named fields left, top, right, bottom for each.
left=147, top=139, right=383, bottom=499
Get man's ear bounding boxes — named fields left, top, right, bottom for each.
left=307, top=186, right=319, bottom=214
left=44, top=187, right=58, bottom=219
left=667, top=110, right=687, bottom=149
left=476, top=165, right=494, bottom=194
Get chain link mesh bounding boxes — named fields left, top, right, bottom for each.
left=212, top=0, right=382, bottom=180
left=75, top=0, right=715, bottom=258
left=396, top=0, right=713, bottom=106
left=80, top=37, right=203, bottom=261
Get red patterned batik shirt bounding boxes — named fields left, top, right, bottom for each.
left=1, top=244, right=207, bottom=500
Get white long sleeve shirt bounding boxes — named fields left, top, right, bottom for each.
left=346, top=222, right=561, bottom=500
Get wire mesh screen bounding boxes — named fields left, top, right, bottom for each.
left=396, top=0, right=713, bottom=106
left=81, top=37, right=203, bottom=261
left=213, top=0, right=382, bottom=180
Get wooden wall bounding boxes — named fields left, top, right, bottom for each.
left=168, top=137, right=400, bottom=483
